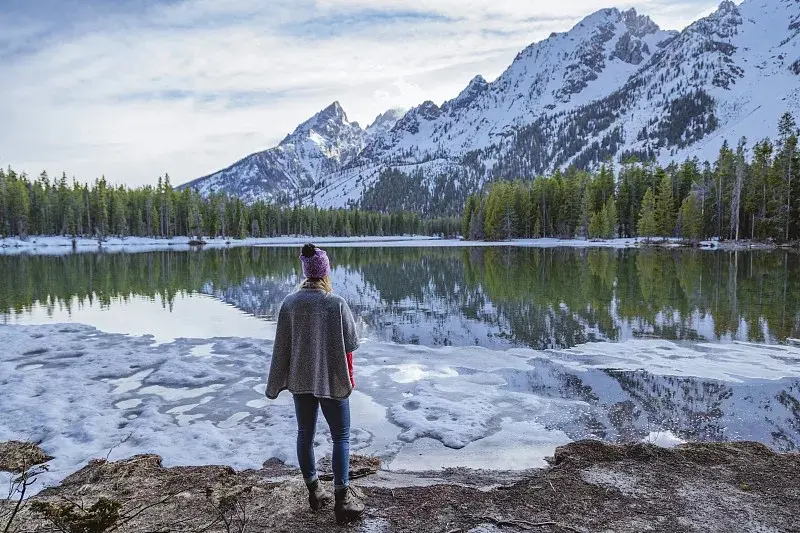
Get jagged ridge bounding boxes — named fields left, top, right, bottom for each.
left=182, top=0, right=800, bottom=214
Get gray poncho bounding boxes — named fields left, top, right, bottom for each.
left=266, top=288, right=360, bottom=400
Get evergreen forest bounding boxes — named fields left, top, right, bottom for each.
left=463, top=113, right=800, bottom=242
left=0, top=172, right=460, bottom=239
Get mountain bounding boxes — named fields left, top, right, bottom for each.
left=182, top=0, right=800, bottom=213
left=178, top=102, right=405, bottom=202
left=365, top=108, right=408, bottom=145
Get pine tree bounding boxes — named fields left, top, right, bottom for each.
left=776, top=112, right=798, bottom=241
left=655, top=170, right=675, bottom=236
left=512, top=182, right=532, bottom=237
left=163, top=174, right=174, bottom=237
left=0, top=168, right=8, bottom=236
left=591, top=163, right=615, bottom=213
left=746, top=140, right=773, bottom=239
left=602, top=197, right=617, bottom=239
left=588, top=211, right=604, bottom=239
left=92, top=178, right=109, bottom=237
left=237, top=210, right=247, bottom=239
left=714, top=141, right=735, bottom=238
left=560, top=171, right=581, bottom=238
left=485, top=183, right=515, bottom=240
left=469, top=205, right=485, bottom=240
left=578, top=189, right=591, bottom=238
left=679, top=193, right=703, bottom=241
left=462, top=196, right=476, bottom=238
left=730, top=137, right=747, bottom=240
left=616, top=176, right=632, bottom=237
left=638, top=189, right=657, bottom=238
left=112, top=187, right=128, bottom=236
left=8, top=178, right=30, bottom=237
left=188, top=190, right=203, bottom=238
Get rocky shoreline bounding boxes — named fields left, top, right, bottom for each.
left=2, top=440, right=798, bottom=532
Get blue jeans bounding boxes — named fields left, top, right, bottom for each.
left=293, top=394, right=351, bottom=490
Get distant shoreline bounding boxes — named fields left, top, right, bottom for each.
left=1, top=235, right=795, bottom=255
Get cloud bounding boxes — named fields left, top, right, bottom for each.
left=0, top=0, right=717, bottom=187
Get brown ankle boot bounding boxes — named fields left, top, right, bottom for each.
left=334, top=485, right=365, bottom=525
left=307, top=479, right=333, bottom=511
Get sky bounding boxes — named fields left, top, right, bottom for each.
left=0, top=0, right=720, bottom=188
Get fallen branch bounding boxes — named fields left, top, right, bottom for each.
left=479, top=516, right=582, bottom=533
left=3, top=460, right=48, bottom=533
left=318, top=470, right=374, bottom=481
left=2, top=476, right=27, bottom=533
left=105, top=433, right=135, bottom=461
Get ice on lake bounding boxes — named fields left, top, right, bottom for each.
left=2, top=315, right=800, bottom=492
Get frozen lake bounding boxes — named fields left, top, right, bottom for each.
left=1, top=245, right=799, bottom=490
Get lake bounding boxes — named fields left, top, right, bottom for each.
left=1, top=245, right=799, bottom=486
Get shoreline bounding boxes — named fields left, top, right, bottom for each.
left=1, top=235, right=796, bottom=255
left=2, top=439, right=797, bottom=532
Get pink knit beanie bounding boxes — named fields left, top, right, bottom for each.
left=300, top=244, right=331, bottom=279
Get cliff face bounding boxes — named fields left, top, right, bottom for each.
left=3, top=440, right=798, bottom=532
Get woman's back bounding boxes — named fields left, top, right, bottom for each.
left=267, top=288, right=359, bottom=400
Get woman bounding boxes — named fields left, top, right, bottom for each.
left=266, top=243, right=365, bottom=525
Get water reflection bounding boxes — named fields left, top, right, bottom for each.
left=497, top=360, right=800, bottom=451
left=2, top=247, right=799, bottom=349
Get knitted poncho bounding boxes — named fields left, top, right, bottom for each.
left=266, top=288, right=360, bottom=400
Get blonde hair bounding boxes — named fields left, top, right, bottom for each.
left=301, top=275, right=333, bottom=294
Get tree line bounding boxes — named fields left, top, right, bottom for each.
left=0, top=171, right=461, bottom=239
left=463, top=112, right=800, bottom=242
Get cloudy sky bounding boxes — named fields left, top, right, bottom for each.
left=1, top=0, right=719, bottom=188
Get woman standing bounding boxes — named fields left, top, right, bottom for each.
left=266, top=244, right=365, bottom=525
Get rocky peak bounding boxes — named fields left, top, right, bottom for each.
left=578, top=7, right=623, bottom=28
left=445, top=75, right=489, bottom=112
left=368, top=108, right=406, bottom=128
left=621, top=8, right=661, bottom=37
left=321, top=101, right=347, bottom=121
left=281, top=101, right=360, bottom=146
left=690, top=0, right=743, bottom=39
left=717, top=0, right=740, bottom=14
left=393, top=101, right=442, bottom=135
left=411, top=101, right=441, bottom=122
left=365, top=108, right=407, bottom=141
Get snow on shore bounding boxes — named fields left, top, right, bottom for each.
left=0, top=235, right=724, bottom=255
left=0, top=235, right=439, bottom=255
left=1, top=233, right=768, bottom=257
left=2, top=320, right=800, bottom=493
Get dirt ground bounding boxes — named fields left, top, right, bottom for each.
left=2, top=440, right=798, bottom=533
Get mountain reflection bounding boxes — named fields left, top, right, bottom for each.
left=2, top=247, right=800, bottom=348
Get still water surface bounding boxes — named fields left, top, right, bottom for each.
left=3, top=246, right=800, bottom=348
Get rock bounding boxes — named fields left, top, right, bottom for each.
left=317, top=454, right=381, bottom=481
left=0, top=441, right=54, bottom=473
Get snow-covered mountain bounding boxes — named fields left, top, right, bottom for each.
left=182, top=0, right=800, bottom=212
left=179, top=102, right=405, bottom=202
